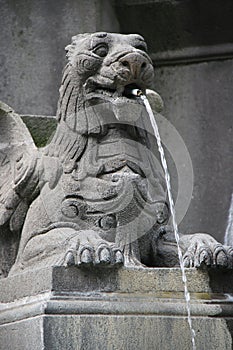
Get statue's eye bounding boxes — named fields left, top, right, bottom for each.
left=135, top=44, right=148, bottom=52
left=93, top=44, right=108, bottom=57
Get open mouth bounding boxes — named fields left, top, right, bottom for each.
left=85, top=83, right=145, bottom=105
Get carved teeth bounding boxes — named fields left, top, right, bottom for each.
left=113, top=91, right=120, bottom=98
left=86, top=84, right=144, bottom=105
left=94, top=88, right=114, bottom=97
left=116, top=86, right=124, bottom=97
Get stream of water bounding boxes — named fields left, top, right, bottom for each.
left=224, top=193, right=233, bottom=246
left=141, top=93, right=196, bottom=350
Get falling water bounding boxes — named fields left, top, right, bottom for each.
left=136, top=91, right=196, bottom=350
left=224, top=193, right=233, bottom=246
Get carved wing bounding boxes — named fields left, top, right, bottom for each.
left=0, top=101, right=39, bottom=234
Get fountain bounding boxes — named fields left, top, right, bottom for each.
left=138, top=90, right=196, bottom=349
left=1, top=32, right=233, bottom=350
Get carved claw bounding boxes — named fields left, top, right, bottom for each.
left=183, top=253, right=194, bottom=268
left=114, top=249, right=124, bottom=265
left=80, top=248, right=93, bottom=265
left=97, top=246, right=112, bottom=265
left=226, top=247, right=233, bottom=268
left=96, top=245, right=124, bottom=266
left=64, top=251, right=76, bottom=267
left=196, top=246, right=212, bottom=268
left=63, top=231, right=123, bottom=268
left=213, top=244, right=228, bottom=267
left=181, top=234, right=233, bottom=269
left=182, top=242, right=196, bottom=267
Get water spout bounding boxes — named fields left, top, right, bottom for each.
left=130, top=88, right=143, bottom=97
left=130, top=88, right=196, bottom=350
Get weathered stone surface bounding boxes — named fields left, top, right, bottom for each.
left=0, top=0, right=119, bottom=116
left=0, top=3, right=232, bottom=348
left=1, top=33, right=233, bottom=277
left=155, top=59, right=233, bottom=243
left=0, top=318, right=44, bottom=350
left=1, top=267, right=233, bottom=349
left=2, top=266, right=233, bottom=303
left=116, top=0, right=233, bottom=243
left=1, top=315, right=232, bottom=350
left=1, top=0, right=232, bottom=245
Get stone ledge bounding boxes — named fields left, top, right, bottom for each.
left=1, top=266, right=233, bottom=304
left=0, top=291, right=226, bottom=327
left=1, top=267, right=233, bottom=349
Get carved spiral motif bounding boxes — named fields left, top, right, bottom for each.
left=99, top=214, right=117, bottom=230
left=76, top=55, right=101, bottom=74
left=61, top=199, right=79, bottom=218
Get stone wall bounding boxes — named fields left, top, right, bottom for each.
left=0, top=0, right=232, bottom=242
left=1, top=266, right=233, bottom=349
left=116, top=0, right=233, bottom=241
left=0, top=0, right=119, bottom=115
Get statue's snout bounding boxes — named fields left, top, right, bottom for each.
left=119, top=52, right=150, bottom=79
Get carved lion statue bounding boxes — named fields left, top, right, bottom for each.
left=0, top=32, right=232, bottom=276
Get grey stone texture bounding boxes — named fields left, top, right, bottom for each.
left=155, top=60, right=233, bottom=242
left=0, top=0, right=119, bottom=115
left=1, top=267, right=233, bottom=349
left=1, top=33, right=172, bottom=275
left=0, top=2, right=232, bottom=347
left=0, top=0, right=232, bottom=243
left=1, top=33, right=232, bottom=277
left=116, top=0, right=233, bottom=243
left=1, top=0, right=232, bottom=243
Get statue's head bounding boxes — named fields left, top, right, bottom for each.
left=57, top=32, right=154, bottom=126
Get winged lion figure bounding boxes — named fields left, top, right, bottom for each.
left=0, top=32, right=232, bottom=277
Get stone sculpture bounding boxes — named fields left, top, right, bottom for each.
left=0, top=32, right=232, bottom=276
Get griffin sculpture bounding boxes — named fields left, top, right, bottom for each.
left=0, top=32, right=232, bottom=276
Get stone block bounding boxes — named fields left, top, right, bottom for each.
left=1, top=267, right=233, bottom=349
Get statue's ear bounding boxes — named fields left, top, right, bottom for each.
left=65, top=33, right=90, bottom=60
left=65, top=42, right=76, bottom=60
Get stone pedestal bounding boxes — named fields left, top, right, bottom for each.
left=1, top=267, right=233, bottom=349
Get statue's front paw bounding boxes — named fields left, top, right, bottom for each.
left=62, top=230, right=124, bottom=268
left=182, top=234, right=233, bottom=268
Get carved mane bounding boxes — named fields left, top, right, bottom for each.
left=45, top=62, right=88, bottom=166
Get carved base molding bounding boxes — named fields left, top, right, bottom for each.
left=1, top=267, right=233, bottom=349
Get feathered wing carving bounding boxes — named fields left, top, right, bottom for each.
left=0, top=103, right=42, bottom=232
left=0, top=101, right=41, bottom=275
